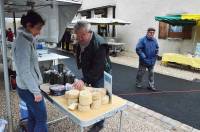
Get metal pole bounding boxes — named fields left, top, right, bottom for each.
left=79, top=126, right=84, bottom=132
left=192, top=26, right=197, bottom=54
left=0, top=0, right=13, bottom=131
left=47, top=115, right=68, bottom=125
left=118, top=111, right=123, bottom=132
left=112, top=6, right=116, bottom=37
left=13, top=11, right=17, bottom=37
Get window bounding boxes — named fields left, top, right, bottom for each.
left=168, top=25, right=183, bottom=38
left=94, top=14, right=102, bottom=18
left=169, top=26, right=182, bottom=32
left=94, top=8, right=107, bottom=18
left=158, top=22, right=193, bottom=39
left=80, top=11, right=91, bottom=18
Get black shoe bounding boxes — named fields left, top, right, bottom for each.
left=19, top=118, right=28, bottom=132
left=147, top=86, right=157, bottom=91
left=88, top=125, right=104, bottom=132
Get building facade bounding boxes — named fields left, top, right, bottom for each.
left=77, top=0, right=200, bottom=56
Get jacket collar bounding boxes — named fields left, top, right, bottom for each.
left=17, top=27, right=34, bottom=42
left=146, top=35, right=154, bottom=41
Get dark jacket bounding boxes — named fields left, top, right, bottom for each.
left=76, top=32, right=111, bottom=86
left=136, top=36, right=159, bottom=67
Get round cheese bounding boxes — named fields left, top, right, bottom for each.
left=93, top=88, right=107, bottom=97
left=78, top=104, right=91, bottom=112
left=92, top=91, right=101, bottom=101
left=68, top=103, right=78, bottom=111
left=67, top=98, right=78, bottom=106
left=101, top=95, right=109, bottom=105
left=79, top=90, right=92, bottom=106
left=65, top=89, right=80, bottom=99
left=91, top=99, right=101, bottom=109
left=83, top=87, right=94, bottom=92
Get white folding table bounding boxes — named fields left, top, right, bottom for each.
left=41, top=84, right=128, bottom=132
left=107, top=42, right=125, bottom=56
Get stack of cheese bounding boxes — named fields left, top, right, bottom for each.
left=78, top=90, right=92, bottom=112
left=93, top=88, right=109, bottom=105
left=66, top=87, right=110, bottom=112
left=91, top=91, right=102, bottom=109
left=65, top=89, right=79, bottom=110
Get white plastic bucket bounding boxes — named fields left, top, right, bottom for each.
left=19, top=100, right=28, bottom=119
left=0, top=119, right=7, bottom=132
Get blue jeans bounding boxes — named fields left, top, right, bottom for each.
left=17, top=87, right=48, bottom=132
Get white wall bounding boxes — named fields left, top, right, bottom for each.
left=107, top=7, right=113, bottom=18
left=37, top=6, right=59, bottom=43
left=37, top=4, right=80, bottom=43
left=79, top=0, right=115, bottom=11
left=58, top=4, right=81, bottom=41
left=115, top=0, right=200, bottom=55
left=4, top=7, right=60, bottom=43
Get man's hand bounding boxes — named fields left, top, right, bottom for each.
left=34, top=94, right=43, bottom=102
left=73, top=80, right=84, bottom=90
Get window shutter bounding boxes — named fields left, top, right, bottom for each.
left=158, top=22, right=168, bottom=39
left=183, top=25, right=193, bottom=39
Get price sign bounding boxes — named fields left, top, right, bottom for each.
left=104, top=71, right=112, bottom=103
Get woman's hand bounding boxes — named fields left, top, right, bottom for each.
left=73, top=80, right=84, bottom=90
left=34, top=94, right=43, bottom=102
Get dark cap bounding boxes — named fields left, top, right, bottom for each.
left=147, top=28, right=156, bottom=32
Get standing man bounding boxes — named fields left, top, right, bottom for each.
left=73, top=21, right=111, bottom=131
left=135, top=28, right=159, bottom=91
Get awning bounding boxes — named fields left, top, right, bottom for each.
left=5, top=0, right=81, bottom=13
left=181, top=14, right=200, bottom=21
left=155, top=14, right=200, bottom=26
left=72, top=18, right=131, bottom=25
left=155, top=15, right=197, bottom=26
left=155, top=14, right=200, bottom=55
left=182, top=14, right=200, bottom=26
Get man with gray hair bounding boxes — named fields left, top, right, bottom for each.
left=135, top=27, right=159, bottom=91
left=73, top=21, right=111, bottom=131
